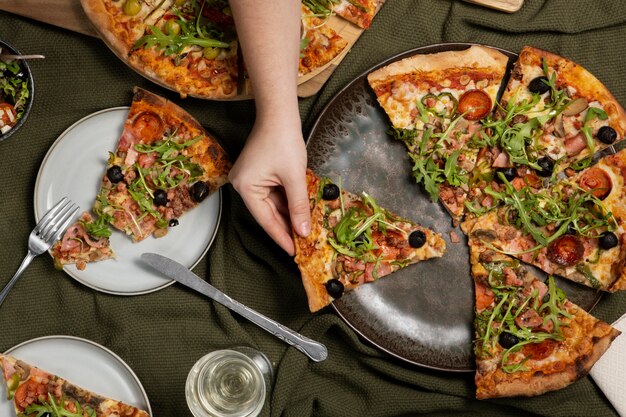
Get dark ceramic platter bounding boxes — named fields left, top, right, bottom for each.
left=307, top=43, right=602, bottom=372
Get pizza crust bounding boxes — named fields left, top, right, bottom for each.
left=518, top=46, right=626, bottom=138
left=367, top=45, right=509, bottom=85
left=80, top=0, right=138, bottom=55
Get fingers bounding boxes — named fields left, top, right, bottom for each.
left=239, top=188, right=296, bottom=256
left=283, top=169, right=311, bottom=238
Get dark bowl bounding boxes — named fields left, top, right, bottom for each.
left=0, top=39, right=35, bottom=143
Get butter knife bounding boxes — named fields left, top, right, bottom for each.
left=141, top=253, right=328, bottom=362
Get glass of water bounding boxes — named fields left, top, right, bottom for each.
left=186, top=346, right=273, bottom=417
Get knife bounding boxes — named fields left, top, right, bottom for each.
left=141, top=253, right=328, bottom=362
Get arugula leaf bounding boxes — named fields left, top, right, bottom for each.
left=23, top=393, right=97, bottom=417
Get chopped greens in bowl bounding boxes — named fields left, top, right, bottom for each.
left=0, top=39, right=34, bottom=142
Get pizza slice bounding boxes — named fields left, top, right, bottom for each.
left=293, top=169, right=446, bottom=312
left=299, top=4, right=349, bottom=77
left=94, top=87, right=232, bottom=242
left=0, top=354, right=150, bottom=417
left=490, top=45, right=626, bottom=178
left=303, top=0, right=385, bottom=29
left=51, top=211, right=115, bottom=271
left=464, top=159, right=626, bottom=291
left=81, top=0, right=175, bottom=51
left=367, top=45, right=509, bottom=223
left=467, top=239, right=621, bottom=399
left=129, top=0, right=239, bottom=99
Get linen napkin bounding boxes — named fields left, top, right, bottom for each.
left=590, top=314, right=626, bottom=417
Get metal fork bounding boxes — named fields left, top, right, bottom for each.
left=0, top=197, right=79, bottom=307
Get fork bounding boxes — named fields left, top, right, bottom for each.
left=0, top=197, right=79, bottom=307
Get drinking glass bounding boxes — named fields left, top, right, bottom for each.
left=186, top=346, right=273, bottom=417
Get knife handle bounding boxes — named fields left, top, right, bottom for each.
left=219, top=293, right=328, bottom=362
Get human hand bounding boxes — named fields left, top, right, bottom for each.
left=228, top=118, right=311, bottom=256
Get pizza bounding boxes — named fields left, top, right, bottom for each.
left=464, top=144, right=626, bottom=293
left=303, top=0, right=385, bottom=29
left=81, top=0, right=383, bottom=99
left=367, top=45, right=509, bottom=222
left=467, top=239, right=621, bottom=399
left=293, top=169, right=446, bottom=312
left=0, top=354, right=150, bottom=417
left=81, top=0, right=239, bottom=99
left=93, top=87, right=231, bottom=242
left=362, top=44, right=626, bottom=397
left=299, top=4, right=349, bottom=77
left=51, top=212, right=115, bottom=271
left=465, top=46, right=626, bottom=215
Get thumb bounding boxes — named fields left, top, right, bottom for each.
left=284, top=172, right=311, bottom=237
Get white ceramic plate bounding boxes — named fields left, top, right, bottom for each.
left=34, top=107, right=222, bottom=295
left=0, top=335, right=152, bottom=416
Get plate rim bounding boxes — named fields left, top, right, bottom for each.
left=306, top=42, right=602, bottom=373
left=33, top=106, right=222, bottom=296
left=3, top=334, right=153, bottom=416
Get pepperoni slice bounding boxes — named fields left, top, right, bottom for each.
left=131, top=111, right=164, bottom=142
left=458, top=90, right=492, bottom=121
left=522, top=339, right=558, bottom=361
left=547, top=235, right=584, bottom=266
left=579, top=167, right=612, bottom=199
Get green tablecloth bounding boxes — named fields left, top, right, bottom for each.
left=1, top=1, right=626, bottom=416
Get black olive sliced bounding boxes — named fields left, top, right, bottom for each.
left=106, top=165, right=124, bottom=183
left=536, top=156, right=555, bottom=177
left=191, top=181, right=210, bottom=202
left=599, top=231, right=618, bottom=250
left=325, top=279, right=344, bottom=299
left=498, top=332, right=520, bottom=349
left=153, top=189, right=168, bottom=206
left=494, top=167, right=517, bottom=183
left=169, top=218, right=179, bottom=227
left=408, top=230, right=426, bottom=248
left=322, top=183, right=340, bottom=200
left=528, top=76, right=551, bottom=95
left=597, top=126, right=617, bottom=144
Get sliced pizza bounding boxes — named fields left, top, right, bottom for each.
left=293, top=169, right=446, bottom=312
left=81, top=0, right=174, bottom=50
left=0, top=354, right=150, bottom=417
left=82, top=0, right=239, bottom=99
left=467, top=239, right=620, bottom=399
left=299, top=4, right=349, bottom=77
left=491, top=45, right=626, bottom=176
left=367, top=45, right=509, bottom=222
left=303, top=0, right=384, bottom=29
left=94, top=87, right=231, bottom=242
left=51, top=211, right=115, bottom=271
left=464, top=163, right=626, bottom=291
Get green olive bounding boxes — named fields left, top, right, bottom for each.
left=222, top=6, right=232, bottom=16
left=123, top=0, right=142, bottom=16
left=165, top=20, right=181, bottom=35
left=203, top=47, right=220, bottom=60
left=174, top=0, right=186, bottom=6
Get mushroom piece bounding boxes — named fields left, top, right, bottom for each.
left=562, top=97, right=589, bottom=116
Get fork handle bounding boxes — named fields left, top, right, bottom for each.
left=0, top=251, right=36, bottom=307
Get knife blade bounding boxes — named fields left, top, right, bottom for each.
left=141, top=253, right=328, bottom=362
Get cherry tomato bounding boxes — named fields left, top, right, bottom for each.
left=457, top=89, right=492, bottom=121
left=579, top=167, right=612, bottom=199
left=0, top=102, right=17, bottom=127
left=522, top=339, right=557, bottom=361
left=547, top=235, right=584, bottom=266
left=131, top=111, right=164, bottom=142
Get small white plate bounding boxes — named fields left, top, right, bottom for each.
left=1, top=335, right=152, bottom=416
left=34, top=107, right=222, bottom=295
